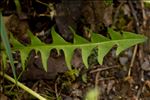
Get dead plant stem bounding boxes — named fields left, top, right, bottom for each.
left=128, top=45, right=138, bottom=76
left=0, top=71, right=47, bottom=100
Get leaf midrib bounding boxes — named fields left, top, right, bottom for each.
left=11, top=38, right=145, bottom=50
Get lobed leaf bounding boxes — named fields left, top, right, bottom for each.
left=69, top=27, right=89, bottom=44
left=1, top=25, right=147, bottom=71
left=108, top=28, right=147, bottom=55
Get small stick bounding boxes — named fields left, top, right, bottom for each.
left=113, top=2, right=125, bottom=26
left=55, top=77, right=59, bottom=99
left=90, top=65, right=120, bottom=73
left=95, top=71, right=100, bottom=86
left=127, top=1, right=141, bottom=77
left=128, top=45, right=138, bottom=76
left=128, top=1, right=140, bottom=33
left=141, top=0, right=147, bottom=27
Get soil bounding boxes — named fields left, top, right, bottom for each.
left=0, top=0, right=150, bottom=100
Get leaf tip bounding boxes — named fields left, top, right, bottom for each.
left=98, top=58, right=103, bottom=65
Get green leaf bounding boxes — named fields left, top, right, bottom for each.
left=10, top=33, right=24, bottom=48
left=19, top=49, right=31, bottom=70
left=63, top=47, right=75, bottom=70
left=82, top=73, right=87, bottom=83
left=28, top=30, right=44, bottom=45
left=91, top=33, right=110, bottom=42
left=69, top=27, right=89, bottom=44
left=39, top=48, right=51, bottom=71
left=85, top=88, right=99, bottom=100
left=98, top=42, right=115, bottom=64
left=0, top=12, right=16, bottom=79
left=51, top=27, right=69, bottom=45
left=108, top=29, right=147, bottom=55
left=1, top=25, right=147, bottom=71
left=2, top=52, right=7, bottom=69
left=108, top=28, right=122, bottom=39
left=81, top=46, right=94, bottom=68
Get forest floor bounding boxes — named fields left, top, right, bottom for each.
left=0, top=0, right=150, bottom=100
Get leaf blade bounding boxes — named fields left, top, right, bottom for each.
left=0, top=12, right=16, bottom=79
left=63, top=47, right=75, bottom=70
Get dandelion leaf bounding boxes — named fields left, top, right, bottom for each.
left=1, top=26, right=147, bottom=71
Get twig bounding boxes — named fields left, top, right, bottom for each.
left=94, top=71, right=100, bottom=100
left=128, top=1, right=140, bottom=33
left=128, top=45, right=138, bottom=76
left=98, top=77, right=114, bottom=81
left=127, top=1, right=141, bottom=77
left=128, top=2, right=144, bottom=99
left=90, top=65, right=120, bottom=73
left=95, top=72, right=100, bottom=86
left=55, top=82, right=59, bottom=98
left=0, top=71, right=47, bottom=100
left=141, top=0, right=147, bottom=27
left=136, top=84, right=144, bottom=100
left=113, top=2, right=124, bottom=26
left=55, top=77, right=61, bottom=99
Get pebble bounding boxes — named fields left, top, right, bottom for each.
left=72, top=89, right=82, bottom=97
left=141, top=60, right=150, bottom=71
left=124, top=49, right=133, bottom=58
left=119, top=57, right=128, bottom=66
left=64, top=96, right=73, bottom=100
